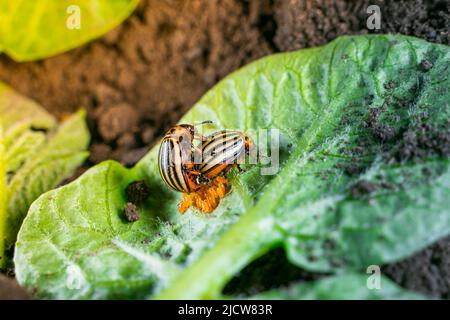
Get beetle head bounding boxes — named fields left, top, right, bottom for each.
left=165, top=124, right=195, bottom=143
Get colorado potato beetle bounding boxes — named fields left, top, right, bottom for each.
left=158, top=121, right=211, bottom=193
left=198, top=130, right=254, bottom=179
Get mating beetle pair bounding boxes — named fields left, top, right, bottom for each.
left=158, top=122, right=254, bottom=213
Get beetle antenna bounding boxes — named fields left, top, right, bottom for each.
left=194, top=120, right=213, bottom=127
left=192, top=121, right=213, bottom=142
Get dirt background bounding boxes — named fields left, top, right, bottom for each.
left=0, top=0, right=449, bottom=298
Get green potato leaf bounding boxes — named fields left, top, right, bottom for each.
left=0, top=0, right=139, bottom=61
left=0, top=83, right=90, bottom=269
left=14, top=35, right=450, bottom=299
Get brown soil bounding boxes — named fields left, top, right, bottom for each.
left=126, top=180, right=150, bottom=205
left=274, top=0, right=449, bottom=52
left=383, top=235, right=450, bottom=299
left=0, top=275, right=31, bottom=300
left=0, top=0, right=449, bottom=298
left=123, top=202, right=140, bottom=222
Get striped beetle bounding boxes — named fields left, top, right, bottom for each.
left=158, top=122, right=211, bottom=193
left=198, top=130, right=254, bottom=179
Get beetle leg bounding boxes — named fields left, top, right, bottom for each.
left=183, top=161, right=195, bottom=171
left=181, top=163, right=199, bottom=174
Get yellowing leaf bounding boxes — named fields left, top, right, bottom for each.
left=0, top=0, right=139, bottom=61
left=0, top=83, right=90, bottom=269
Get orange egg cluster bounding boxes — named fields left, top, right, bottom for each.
left=178, top=176, right=229, bottom=214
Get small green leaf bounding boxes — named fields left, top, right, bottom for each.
left=0, top=0, right=139, bottom=61
left=247, top=273, right=424, bottom=300
left=14, top=35, right=450, bottom=299
left=0, top=83, right=90, bottom=268
left=6, top=131, right=46, bottom=173
left=0, top=83, right=56, bottom=148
